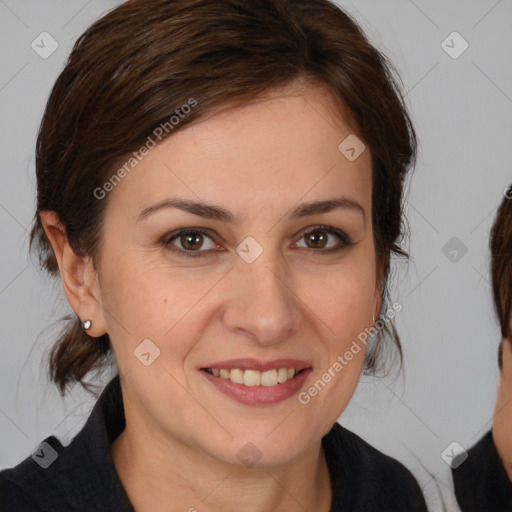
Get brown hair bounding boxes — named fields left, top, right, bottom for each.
left=492, top=186, right=512, bottom=369
left=29, top=0, right=417, bottom=396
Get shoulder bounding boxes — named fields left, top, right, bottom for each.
left=0, top=439, right=60, bottom=512
left=0, top=375, right=133, bottom=512
left=0, top=476, right=42, bottom=511
left=452, top=430, right=512, bottom=511
left=323, top=423, right=428, bottom=511
left=323, top=422, right=422, bottom=482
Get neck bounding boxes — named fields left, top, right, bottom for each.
left=492, top=338, right=512, bottom=481
left=111, top=402, right=332, bottom=512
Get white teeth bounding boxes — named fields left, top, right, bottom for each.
left=243, top=369, right=261, bottom=387
left=277, top=367, right=288, bottom=383
left=261, top=369, right=278, bottom=386
left=207, top=367, right=301, bottom=386
left=230, top=368, right=244, bottom=384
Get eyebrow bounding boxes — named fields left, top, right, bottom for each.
left=137, top=196, right=366, bottom=223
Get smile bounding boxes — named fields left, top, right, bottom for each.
left=203, top=367, right=303, bottom=387
left=199, top=359, right=312, bottom=405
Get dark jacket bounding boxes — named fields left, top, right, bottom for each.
left=0, top=374, right=428, bottom=511
left=452, top=430, right=512, bottom=511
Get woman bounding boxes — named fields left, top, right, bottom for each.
left=0, top=0, right=427, bottom=510
left=452, top=185, right=512, bottom=511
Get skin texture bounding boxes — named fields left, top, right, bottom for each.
left=493, top=327, right=512, bottom=481
left=41, top=83, right=382, bottom=512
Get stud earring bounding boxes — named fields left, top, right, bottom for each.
left=82, top=320, right=92, bottom=331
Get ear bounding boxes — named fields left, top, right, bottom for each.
left=39, top=211, right=108, bottom=337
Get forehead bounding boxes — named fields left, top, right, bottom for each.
left=105, top=83, right=373, bottom=222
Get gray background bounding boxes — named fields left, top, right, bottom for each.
left=1, top=1, right=511, bottom=510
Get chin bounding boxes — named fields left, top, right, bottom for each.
left=210, top=428, right=316, bottom=469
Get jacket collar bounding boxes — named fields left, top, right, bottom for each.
left=6, top=374, right=134, bottom=511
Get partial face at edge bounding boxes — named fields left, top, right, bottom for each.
left=92, top=83, right=381, bottom=466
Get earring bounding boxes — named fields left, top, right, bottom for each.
left=82, top=320, right=92, bottom=332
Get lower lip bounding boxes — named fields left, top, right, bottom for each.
left=200, top=369, right=312, bottom=405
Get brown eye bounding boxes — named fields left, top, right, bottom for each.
left=296, top=226, right=352, bottom=254
left=163, top=228, right=217, bottom=258
left=179, top=232, right=204, bottom=251
left=305, top=230, right=328, bottom=249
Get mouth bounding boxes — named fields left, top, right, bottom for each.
left=201, top=367, right=307, bottom=387
left=199, top=359, right=312, bottom=405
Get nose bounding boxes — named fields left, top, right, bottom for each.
left=222, top=245, right=301, bottom=346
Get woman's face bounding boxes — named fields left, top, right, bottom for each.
left=94, top=83, right=380, bottom=466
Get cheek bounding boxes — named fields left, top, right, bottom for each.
left=297, top=269, right=373, bottom=424
left=98, top=254, right=185, bottom=345
left=99, top=252, right=227, bottom=362
left=305, top=263, right=377, bottom=339
left=303, top=262, right=377, bottom=397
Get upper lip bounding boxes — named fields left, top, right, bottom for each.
left=201, top=358, right=312, bottom=372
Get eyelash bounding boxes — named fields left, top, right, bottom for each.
left=161, top=225, right=353, bottom=258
